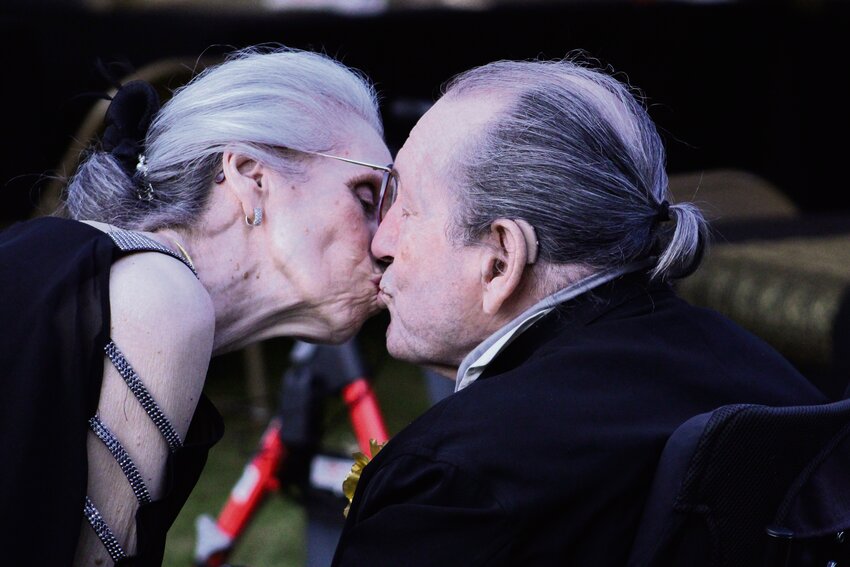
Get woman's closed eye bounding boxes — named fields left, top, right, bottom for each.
left=350, top=175, right=379, bottom=216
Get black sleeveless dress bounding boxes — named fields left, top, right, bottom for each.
left=0, top=216, right=224, bottom=566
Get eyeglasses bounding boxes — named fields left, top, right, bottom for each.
left=215, top=148, right=399, bottom=223
left=297, top=150, right=398, bottom=224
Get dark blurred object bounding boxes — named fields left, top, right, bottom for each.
left=28, top=57, right=215, bottom=219
left=668, top=169, right=798, bottom=225
left=678, top=214, right=850, bottom=400
left=424, top=366, right=455, bottom=402
left=193, top=337, right=451, bottom=566
left=670, top=169, right=850, bottom=399
left=628, top=398, right=850, bottom=567
left=194, top=338, right=389, bottom=567
left=3, top=1, right=850, bottom=225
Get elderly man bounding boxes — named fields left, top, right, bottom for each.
left=331, top=59, right=825, bottom=566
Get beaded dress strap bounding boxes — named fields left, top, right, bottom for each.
left=107, top=227, right=198, bottom=279
left=85, top=341, right=183, bottom=560
left=104, top=340, right=183, bottom=452
left=88, top=415, right=152, bottom=505
left=85, top=227, right=193, bottom=561
left=83, top=496, right=128, bottom=562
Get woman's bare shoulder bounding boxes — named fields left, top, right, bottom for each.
left=110, top=251, right=213, bottom=336
left=105, top=249, right=215, bottom=439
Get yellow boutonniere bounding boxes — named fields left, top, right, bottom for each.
left=342, top=438, right=386, bottom=518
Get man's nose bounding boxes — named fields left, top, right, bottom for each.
left=371, top=208, right=396, bottom=266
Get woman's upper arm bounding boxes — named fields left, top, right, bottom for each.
left=106, top=251, right=215, bottom=444
left=75, top=252, right=214, bottom=561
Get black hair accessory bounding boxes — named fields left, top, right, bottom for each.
left=101, top=80, right=161, bottom=177
left=655, top=200, right=671, bottom=224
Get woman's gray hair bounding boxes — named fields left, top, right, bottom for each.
left=63, top=45, right=383, bottom=231
left=443, top=56, right=707, bottom=281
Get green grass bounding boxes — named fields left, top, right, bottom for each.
left=162, top=316, right=434, bottom=566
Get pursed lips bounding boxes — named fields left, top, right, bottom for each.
left=376, top=275, right=393, bottom=305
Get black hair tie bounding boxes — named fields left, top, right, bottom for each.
left=655, top=200, right=671, bottom=224
left=101, top=80, right=161, bottom=177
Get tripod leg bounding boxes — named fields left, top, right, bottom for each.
left=194, top=419, right=286, bottom=566
left=342, top=378, right=389, bottom=452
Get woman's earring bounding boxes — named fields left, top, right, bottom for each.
left=245, top=207, right=263, bottom=227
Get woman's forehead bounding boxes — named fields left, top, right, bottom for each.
left=335, top=116, right=392, bottom=164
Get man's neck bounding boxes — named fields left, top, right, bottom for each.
left=454, top=261, right=651, bottom=391
left=424, top=363, right=459, bottom=380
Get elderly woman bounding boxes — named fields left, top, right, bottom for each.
left=0, top=46, right=393, bottom=566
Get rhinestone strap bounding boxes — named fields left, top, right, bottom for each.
left=83, top=496, right=128, bottom=562
left=89, top=415, right=152, bottom=505
left=107, top=228, right=199, bottom=279
left=104, top=340, right=183, bottom=452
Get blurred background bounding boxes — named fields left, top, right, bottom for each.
left=2, top=0, right=849, bottom=565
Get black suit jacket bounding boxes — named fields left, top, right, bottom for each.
left=332, top=276, right=826, bottom=566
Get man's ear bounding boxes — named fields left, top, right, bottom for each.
left=480, top=219, right=536, bottom=315
left=221, top=150, right=265, bottom=219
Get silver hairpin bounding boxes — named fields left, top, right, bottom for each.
left=136, top=154, right=149, bottom=177
left=135, top=155, right=154, bottom=200
left=137, top=183, right=155, bottom=202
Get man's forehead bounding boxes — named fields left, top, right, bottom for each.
left=398, top=94, right=505, bottom=185
left=415, top=94, right=501, bottom=149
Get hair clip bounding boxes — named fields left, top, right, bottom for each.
left=136, top=154, right=149, bottom=177
left=137, top=182, right=155, bottom=201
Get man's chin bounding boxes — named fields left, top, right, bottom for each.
left=383, top=328, right=432, bottom=365
left=384, top=325, right=409, bottom=361
left=385, top=335, right=460, bottom=378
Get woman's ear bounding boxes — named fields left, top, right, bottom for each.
left=221, top=150, right=265, bottom=219
left=480, top=219, right=536, bottom=315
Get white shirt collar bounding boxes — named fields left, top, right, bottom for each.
left=454, top=261, right=651, bottom=392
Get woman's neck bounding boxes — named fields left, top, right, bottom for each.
left=156, top=221, right=334, bottom=357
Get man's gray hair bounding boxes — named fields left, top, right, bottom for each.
left=444, top=57, right=707, bottom=281
left=64, top=45, right=383, bottom=231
